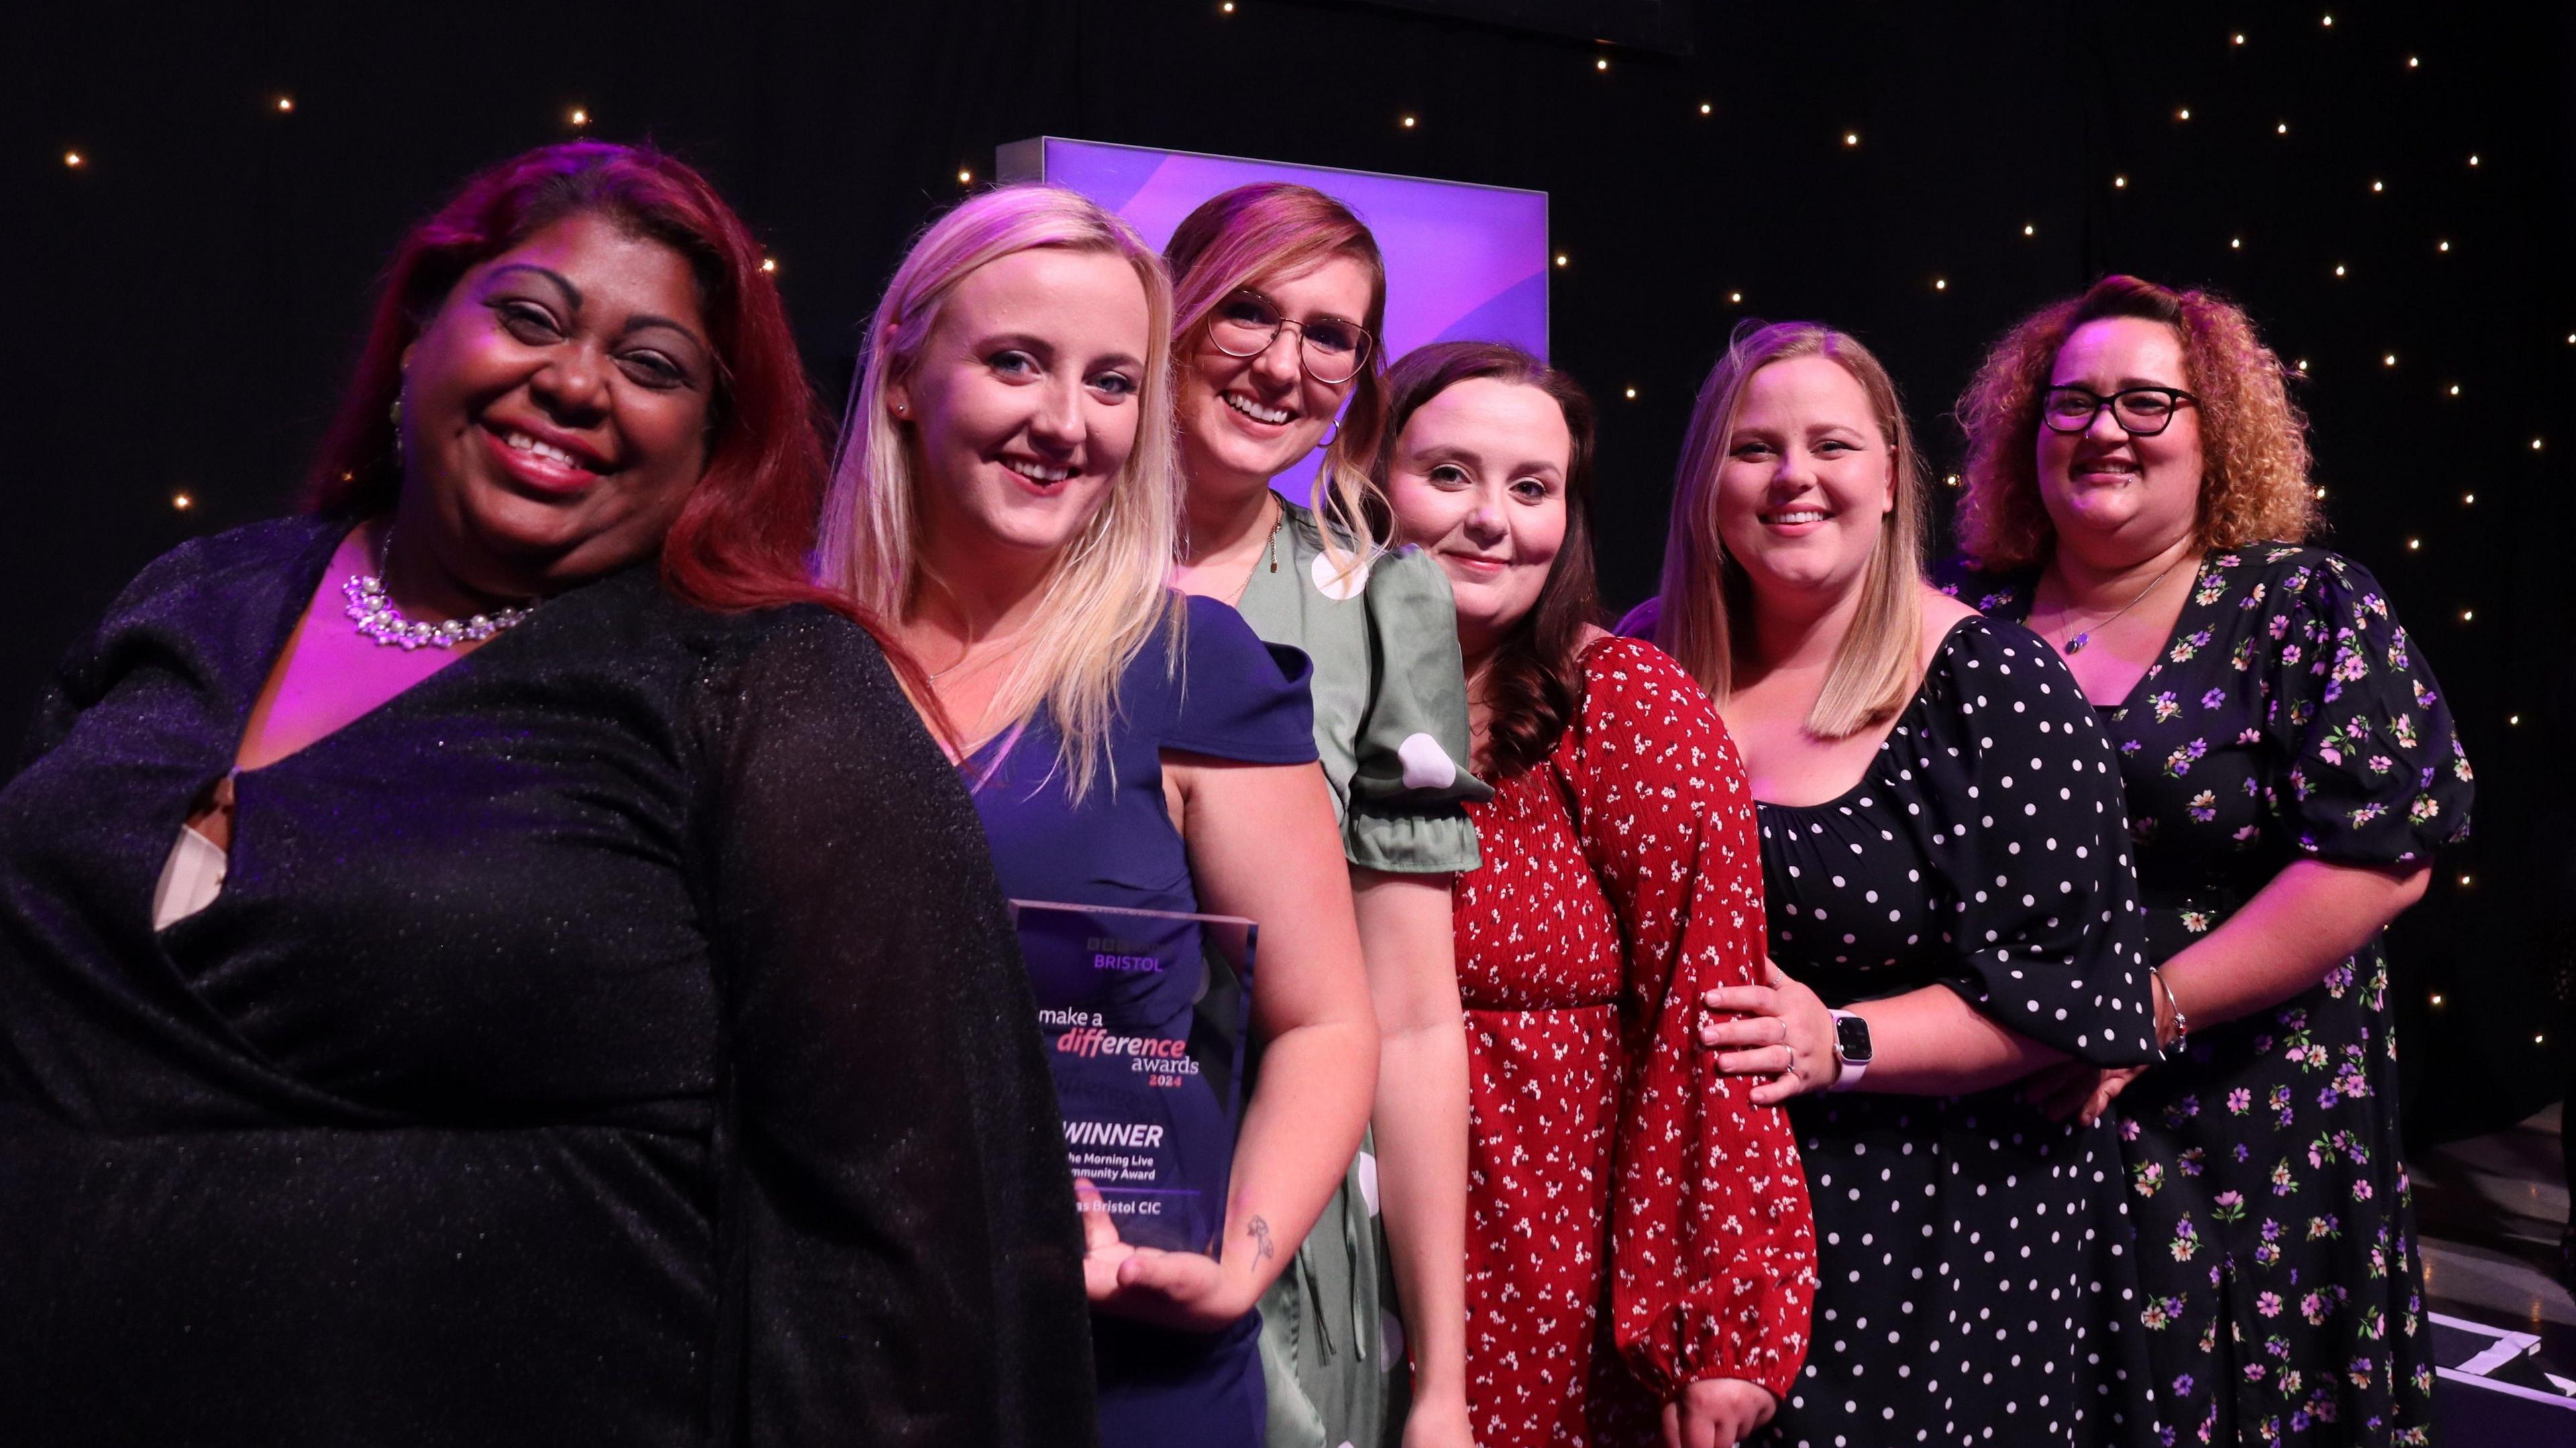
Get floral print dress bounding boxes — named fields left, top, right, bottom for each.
left=1454, top=638, right=1817, bottom=1447
left=1961, top=545, right=2473, bottom=1447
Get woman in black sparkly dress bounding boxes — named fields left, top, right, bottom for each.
left=1949, top=275, right=2469, bottom=1446
left=0, top=144, right=1089, bottom=1445
left=1625, top=321, right=2165, bottom=1447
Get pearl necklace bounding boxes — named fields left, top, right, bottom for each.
left=343, top=528, right=536, bottom=651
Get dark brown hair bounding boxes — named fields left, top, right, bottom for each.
left=1373, top=341, right=1599, bottom=781
left=1955, top=274, right=2317, bottom=569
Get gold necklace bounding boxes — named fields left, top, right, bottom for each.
left=2047, top=557, right=2188, bottom=654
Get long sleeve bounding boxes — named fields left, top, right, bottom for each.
left=1552, top=639, right=1817, bottom=1400
left=694, top=610, right=1094, bottom=1447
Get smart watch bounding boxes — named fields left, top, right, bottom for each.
left=1828, top=1010, right=1872, bottom=1091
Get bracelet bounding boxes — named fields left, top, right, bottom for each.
left=2149, top=966, right=2189, bottom=1054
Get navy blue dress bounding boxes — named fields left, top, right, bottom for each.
left=965, top=592, right=1317, bottom=1448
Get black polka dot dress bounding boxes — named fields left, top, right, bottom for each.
left=1753, top=617, right=2166, bottom=1448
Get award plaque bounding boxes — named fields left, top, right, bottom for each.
left=1012, top=899, right=1256, bottom=1258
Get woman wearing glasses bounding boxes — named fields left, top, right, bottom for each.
left=818, top=185, right=1379, bottom=1446
left=1165, top=184, right=1488, bottom=1448
left=1630, top=320, right=2166, bottom=1447
left=1949, top=276, right=2468, bottom=1446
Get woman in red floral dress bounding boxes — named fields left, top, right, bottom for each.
left=1375, top=341, right=1816, bottom=1448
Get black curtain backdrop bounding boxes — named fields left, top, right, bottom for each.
left=11, top=0, right=2573, bottom=1142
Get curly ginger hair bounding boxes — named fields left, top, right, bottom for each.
left=1954, top=274, right=2318, bottom=570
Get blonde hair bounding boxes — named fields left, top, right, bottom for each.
left=1955, top=274, right=2317, bottom=571
left=1650, top=321, right=1929, bottom=740
left=817, top=184, right=1182, bottom=799
left=1164, top=182, right=1391, bottom=579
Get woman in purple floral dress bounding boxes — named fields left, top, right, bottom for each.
left=1948, top=276, right=2471, bottom=1446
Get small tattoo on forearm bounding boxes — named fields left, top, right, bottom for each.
left=1246, top=1215, right=1275, bottom=1263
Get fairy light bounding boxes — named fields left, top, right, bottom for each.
left=2469, top=154, right=2480, bottom=166
left=2534, top=438, right=2546, bottom=451
left=1554, top=253, right=1568, bottom=268
left=2023, top=223, right=2036, bottom=237
left=957, top=168, right=973, bottom=184
left=1221, top=1, right=1235, bottom=10
left=570, top=107, right=589, bottom=127
left=2463, top=492, right=2476, bottom=504
left=2369, top=180, right=2384, bottom=193
left=1699, top=102, right=1713, bottom=115
left=62, top=151, right=83, bottom=168
left=759, top=257, right=777, bottom=275
left=2407, top=538, right=2420, bottom=550
left=2510, top=714, right=2522, bottom=725
left=276, top=96, right=294, bottom=113
left=1595, top=56, right=1609, bottom=72
left=2231, top=237, right=2243, bottom=249
left=2113, top=174, right=2128, bottom=188
left=1624, top=386, right=1638, bottom=400
left=2437, top=240, right=2451, bottom=253
left=2383, top=353, right=2396, bottom=367
left=2459, top=873, right=2473, bottom=886
left=1934, top=277, right=1948, bottom=291
left=2407, top=56, right=2420, bottom=68
left=1400, top=114, right=1416, bottom=129
left=1727, top=290, right=1743, bottom=304
left=2461, top=608, right=2475, bottom=622
left=2233, top=32, right=2247, bottom=45
left=1844, top=131, right=1860, bottom=147
left=2296, top=358, right=2310, bottom=372
left=172, top=492, right=193, bottom=510
left=2277, top=121, right=2290, bottom=135
left=2320, top=13, right=2333, bottom=25
left=2333, top=264, right=2347, bottom=277
left=2430, top=993, right=2445, bottom=1005
left=2448, top=384, right=2461, bottom=396
left=2178, top=107, right=2192, bottom=121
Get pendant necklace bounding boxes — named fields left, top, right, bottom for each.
left=2051, top=557, right=2188, bottom=655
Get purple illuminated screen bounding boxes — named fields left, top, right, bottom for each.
left=998, top=137, right=1549, bottom=495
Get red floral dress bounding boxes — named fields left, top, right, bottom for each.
left=1455, top=638, right=1817, bottom=1448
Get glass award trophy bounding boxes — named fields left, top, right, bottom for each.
left=1011, top=899, right=1256, bottom=1258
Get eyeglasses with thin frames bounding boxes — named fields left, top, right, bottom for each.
left=1206, top=290, right=1373, bottom=386
left=2040, top=385, right=2199, bottom=437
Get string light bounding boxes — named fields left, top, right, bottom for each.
left=1727, top=290, right=1743, bottom=304
left=1221, top=1, right=1234, bottom=11
left=2320, top=13, right=2333, bottom=26
left=275, top=96, right=294, bottom=113
left=2369, top=180, right=2383, bottom=193
left=2383, top=353, right=2396, bottom=366
left=2510, top=714, right=2521, bottom=725
left=1623, top=386, right=1638, bottom=400
left=1554, top=253, right=1568, bottom=268
left=2463, top=492, right=2476, bottom=504
left=1844, top=131, right=1860, bottom=147
left=172, top=492, right=193, bottom=510
left=2296, top=358, right=2310, bottom=372
left=2430, top=993, right=2445, bottom=1005
left=2178, top=107, right=2192, bottom=121
left=2113, top=174, right=2128, bottom=188
left=2406, top=538, right=2420, bottom=550
left=1595, top=56, right=1609, bottom=72
left=2314, top=486, right=2327, bottom=498
left=570, top=107, right=589, bottom=127
left=957, top=168, right=973, bottom=184
left=2231, top=237, right=2243, bottom=249
left=2447, top=384, right=2461, bottom=396
left=1400, top=114, right=1416, bottom=129
left=2461, top=608, right=2475, bottom=622
left=1944, top=474, right=1962, bottom=488
left=1699, top=102, right=1713, bottom=115
left=2437, top=240, right=2451, bottom=253
left=2459, top=873, right=2473, bottom=886
left=1934, top=278, right=1948, bottom=291
left=2468, top=154, right=2480, bottom=166
left=2233, top=32, right=2247, bottom=45
left=2407, top=56, right=2420, bottom=68
left=2534, top=438, right=2546, bottom=451
left=759, top=258, right=777, bottom=274
left=62, top=151, right=83, bottom=168
left=2332, top=264, right=2347, bottom=277
left=2023, top=223, right=2036, bottom=237
left=2277, top=122, right=2290, bottom=135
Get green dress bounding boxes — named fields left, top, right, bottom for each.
left=1234, top=500, right=1489, bottom=1448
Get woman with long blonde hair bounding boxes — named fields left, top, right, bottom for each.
left=1162, top=183, right=1489, bottom=1448
left=817, top=184, right=1379, bottom=1445
left=1624, top=321, right=2165, bottom=1445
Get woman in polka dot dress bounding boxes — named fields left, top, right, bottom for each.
left=1626, top=322, right=2166, bottom=1447
left=1951, top=276, right=2468, bottom=1445
left=1163, top=185, right=1493, bottom=1448
left=1383, top=341, right=1818, bottom=1448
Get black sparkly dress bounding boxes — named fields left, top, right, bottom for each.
left=1752, top=616, right=2165, bottom=1448
left=1962, top=545, right=2470, bottom=1446
left=0, top=517, right=1093, bottom=1447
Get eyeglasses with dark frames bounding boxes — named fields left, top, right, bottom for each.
left=2040, top=385, right=2200, bottom=437
left=1206, top=290, right=1373, bottom=386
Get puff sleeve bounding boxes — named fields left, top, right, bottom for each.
left=1546, top=639, right=1818, bottom=1400
left=1341, top=546, right=1491, bottom=873
left=2256, top=549, right=2472, bottom=865
left=1907, top=620, right=2163, bottom=1065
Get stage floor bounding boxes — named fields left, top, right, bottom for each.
left=2413, top=1103, right=2576, bottom=1440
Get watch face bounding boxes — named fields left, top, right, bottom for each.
left=1833, top=1013, right=1874, bottom=1065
